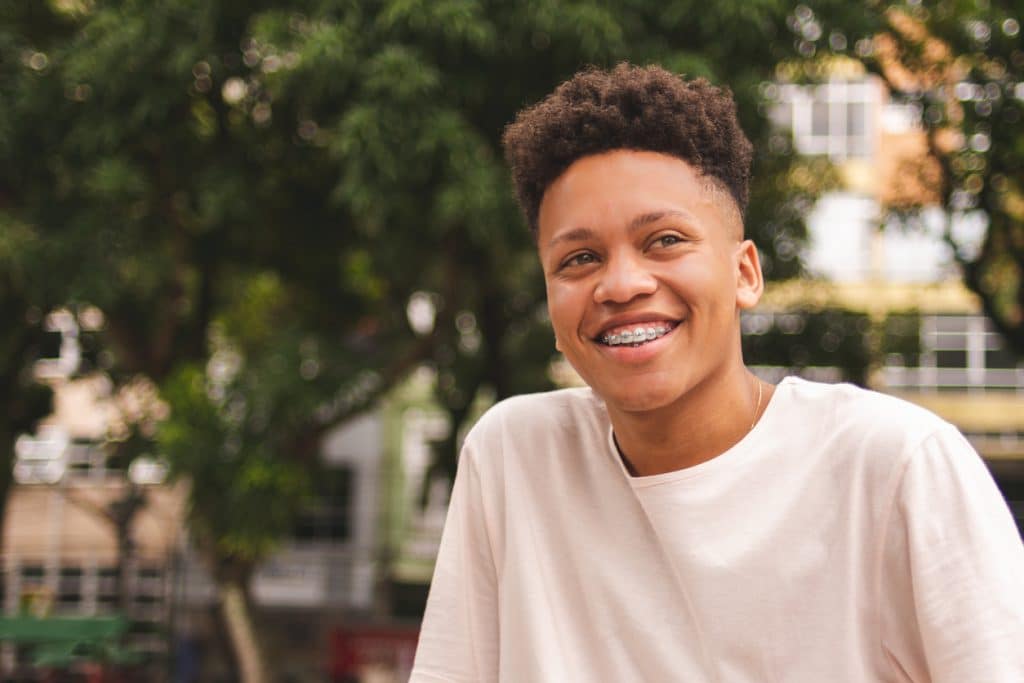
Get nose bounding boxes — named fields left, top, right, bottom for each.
left=593, top=253, right=657, bottom=304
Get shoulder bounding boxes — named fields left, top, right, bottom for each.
left=459, top=387, right=612, bottom=482
left=464, top=386, right=608, bottom=448
left=778, top=376, right=953, bottom=445
left=771, top=377, right=966, bottom=482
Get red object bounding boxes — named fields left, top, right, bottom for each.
left=329, top=624, right=419, bottom=681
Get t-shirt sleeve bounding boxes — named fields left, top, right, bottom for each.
left=879, top=424, right=1024, bottom=682
left=410, top=438, right=499, bottom=682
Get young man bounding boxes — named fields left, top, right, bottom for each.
left=411, top=64, right=1024, bottom=682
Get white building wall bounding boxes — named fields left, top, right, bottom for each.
left=804, top=192, right=987, bottom=284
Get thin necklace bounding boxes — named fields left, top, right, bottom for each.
left=750, top=375, right=763, bottom=430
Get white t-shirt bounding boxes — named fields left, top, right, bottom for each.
left=411, top=377, right=1024, bottom=682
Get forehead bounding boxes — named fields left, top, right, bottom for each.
left=537, top=150, right=740, bottom=245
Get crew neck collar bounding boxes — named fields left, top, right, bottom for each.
left=605, top=376, right=798, bottom=488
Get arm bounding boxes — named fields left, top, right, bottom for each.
left=411, top=439, right=500, bottom=682
left=880, top=425, right=1024, bottom=681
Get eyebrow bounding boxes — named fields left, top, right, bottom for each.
left=545, top=227, right=596, bottom=249
left=628, top=209, right=697, bottom=232
left=545, top=209, right=699, bottom=249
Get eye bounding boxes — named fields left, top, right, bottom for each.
left=650, top=233, right=683, bottom=249
left=560, top=251, right=598, bottom=269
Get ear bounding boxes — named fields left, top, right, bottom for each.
left=735, top=239, right=764, bottom=310
left=555, top=334, right=563, bottom=352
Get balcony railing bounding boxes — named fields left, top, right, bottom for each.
left=881, top=365, right=1024, bottom=392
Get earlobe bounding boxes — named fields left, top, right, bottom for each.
left=735, top=240, right=764, bottom=310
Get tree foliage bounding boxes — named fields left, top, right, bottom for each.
left=0, top=0, right=855, bottom=555
left=1, top=0, right=864, bottom=675
left=0, top=223, right=54, bottom=548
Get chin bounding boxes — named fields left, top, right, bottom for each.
left=592, top=382, right=682, bottom=415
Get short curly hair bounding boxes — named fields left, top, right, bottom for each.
left=502, top=63, right=753, bottom=237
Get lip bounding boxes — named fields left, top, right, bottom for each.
left=594, top=323, right=680, bottom=364
left=591, top=313, right=683, bottom=341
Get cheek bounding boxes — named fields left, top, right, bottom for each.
left=673, top=258, right=732, bottom=295
left=545, top=283, right=580, bottom=328
left=547, top=285, right=594, bottom=353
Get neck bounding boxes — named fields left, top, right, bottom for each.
left=607, top=364, right=769, bottom=477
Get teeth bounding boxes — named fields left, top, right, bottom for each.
left=602, top=324, right=672, bottom=346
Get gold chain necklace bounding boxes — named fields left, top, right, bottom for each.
left=750, top=375, right=764, bottom=430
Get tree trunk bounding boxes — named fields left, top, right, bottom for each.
left=0, top=434, right=15, bottom=552
left=219, top=578, right=267, bottom=683
left=110, top=484, right=145, bottom=617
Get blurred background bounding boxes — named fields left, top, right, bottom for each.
left=1, top=0, right=1023, bottom=681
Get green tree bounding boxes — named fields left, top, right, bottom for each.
left=1, top=2, right=422, bottom=677
left=0, top=7, right=64, bottom=543
left=1, top=0, right=848, bottom=678
left=250, top=0, right=844, bottom=483
left=0, top=232, right=54, bottom=550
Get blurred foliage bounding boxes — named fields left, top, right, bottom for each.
left=160, top=364, right=309, bottom=567
left=0, top=0, right=874, bottom=524
left=743, top=309, right=873, bottom=385
left=0, top=2, right=895, bottom=664
left=0, top=215, right=55, bottom=547
left=881, top=312, right=924, bottom=366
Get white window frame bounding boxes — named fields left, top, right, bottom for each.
left=776, top=78, right=877, bottom=160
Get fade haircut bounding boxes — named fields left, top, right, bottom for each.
left=502, top=63, right=754, bottom=238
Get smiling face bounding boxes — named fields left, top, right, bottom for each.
left=537, top=150, right=763, bottom=415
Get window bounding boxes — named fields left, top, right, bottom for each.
left=132, top=565, right=166, bottom=623
left=292, top=466, right=354, bottom=543
left=935, top=349, right=968, bottom=369
left=19, top=565, right=44, bottom=583
left=773, top=78, right=877, bottom=160
left=56, top=567, right=83, bottom=613
left=96, top=567, right=120, bottom=613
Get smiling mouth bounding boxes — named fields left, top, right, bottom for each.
left=597, top=322, right=679, bottom=347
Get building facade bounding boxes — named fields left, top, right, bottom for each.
left=763, top=66, right=1024, bottom=530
